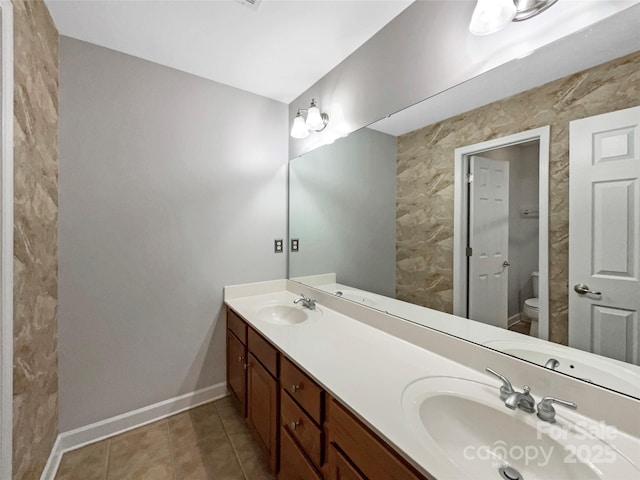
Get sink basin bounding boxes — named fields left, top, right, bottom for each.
left=401, top=376, right=639, bottom=480
left=483, top=340, right=640, bottom=398
left=257, top=304, right=309, bottom=325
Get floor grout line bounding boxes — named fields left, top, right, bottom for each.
left=165, top=419, right=178, bottom=480
left=103, top=439, right=111, bottom=480
left=215, top=400, right=250, bottom=480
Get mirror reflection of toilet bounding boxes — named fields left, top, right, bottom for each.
left=523, top=272, right=539, bottom=337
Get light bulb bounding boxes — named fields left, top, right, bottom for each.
left=290, top=113, right=309, bottom=139
left=469, top=0, right=516, bottom=36
left=305, top=100, right=325, bottom=131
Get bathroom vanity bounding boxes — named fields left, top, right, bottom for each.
left=226, top=303, right=425, bottom=479
left=224, top=280, right=640, bottom=480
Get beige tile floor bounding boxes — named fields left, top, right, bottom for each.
left=508, top=319, right=532, bottom=335
left=54, top=396, right=276, bottom=480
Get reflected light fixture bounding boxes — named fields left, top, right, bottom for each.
left=290, top=98, right=329, bottom=139
left=470, top=0, right=559, bottom=36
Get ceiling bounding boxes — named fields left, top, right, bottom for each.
left=45, top=0, right=413, bottom=104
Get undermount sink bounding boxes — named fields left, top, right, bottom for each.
left=257, top=304, right=309, bottom=325
left=401, top=376, right=639, bottom=480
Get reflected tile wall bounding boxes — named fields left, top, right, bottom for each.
left=396, top=50, right=640, bottom=345
left=12, top=0, right=59, bottom=479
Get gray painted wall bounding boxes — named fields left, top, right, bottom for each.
left=58, top=38, right=288, bottom=430
left=289, top=128, right=397, bottom=297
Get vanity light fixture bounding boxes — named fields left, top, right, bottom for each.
left=290, top=98, right=329, bottom=139
left=469, top=0, right=559, bottom=36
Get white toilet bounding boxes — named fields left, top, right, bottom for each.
left=523, top=272, right=539, bottom=337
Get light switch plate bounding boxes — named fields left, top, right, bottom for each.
left=274, top=239, right=284, bottom=253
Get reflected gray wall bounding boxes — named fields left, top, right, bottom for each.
left=59, top=38, right=288, bottom=431
left=289, top=128, right=396, bottom=297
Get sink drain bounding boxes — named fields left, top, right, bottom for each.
left=499, top=466, right=524, bottom=480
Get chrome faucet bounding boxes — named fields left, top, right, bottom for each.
left=294, top=294, right=317, bottom=310
left=486, top=368, right=577, bottom=420
left=486, top=368, right=535, bottom=413
left=504, top=386, right=535, bottom=413
left=536, top=396, right=577, bottom=423
left=544, top=358, right=560, bottom=370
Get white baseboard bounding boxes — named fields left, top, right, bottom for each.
left=508, top=312, right=522, bottom=328
left=40, top=382, right=227, bottom=480
left=39, top=435, right=62, bottom=480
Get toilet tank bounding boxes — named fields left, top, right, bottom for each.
left=532, top=271, right=539, bottom=298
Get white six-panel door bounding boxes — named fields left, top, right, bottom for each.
left=468, top=156, right=510, bottom=328
left=569, top=106, right=640, bottom=365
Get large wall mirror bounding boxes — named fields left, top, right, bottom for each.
left=289, top=8, right=640, bottom=401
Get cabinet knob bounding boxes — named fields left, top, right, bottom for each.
left=290, top=420, right=300, bottom=430
left=243, top=362, right=250, bottom=370
left=238, top=355, right=244, bottom=363
left=291, top=384, right=300, bottom=393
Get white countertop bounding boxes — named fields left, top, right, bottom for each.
left=224, top=280, right=640, bottom=479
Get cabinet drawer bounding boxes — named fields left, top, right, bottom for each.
left=281, top=390, right=322, bottom=468
left=281, top=356, right=323, bottom=424
left=279, top=427, right=322, bottom=480
left=248, top=328, right=278, bottom=377
left=328, top=399, right=429, bottom=480
left=227, top=308, right=247, bottom=344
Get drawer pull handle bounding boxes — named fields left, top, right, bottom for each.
left=290, top=420, right=300, bottom=430
left=291, top=384, right=301, bottom=393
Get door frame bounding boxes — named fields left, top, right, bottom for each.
left=453, top=126, right=550, bottom=339
left=0, top=2, right=13, bottom=479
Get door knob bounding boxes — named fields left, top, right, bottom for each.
left=573, top=283, right=601, bottom=295
left=502, top=261, right=511, bottom=268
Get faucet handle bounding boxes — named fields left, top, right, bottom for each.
left=536, top=396, right=577, bottom=423
left=485, top=368, right=515, bottom=400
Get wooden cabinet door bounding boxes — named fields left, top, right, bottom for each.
left=226, top=330, right=247, bottom=415
left=327, top=445, right=366, bottom=480
left=279, top=427, right=322, bottom=480
left=247, top=353, right=279, bottom=472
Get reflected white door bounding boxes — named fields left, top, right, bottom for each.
left=468, top=156, right=509, bottom=328
left=569, top=106, right=640, bottom=365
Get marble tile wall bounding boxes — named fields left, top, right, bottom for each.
left=12, top=0, right=59, bottom=479
left=396, top=50, right=640, bottom=345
